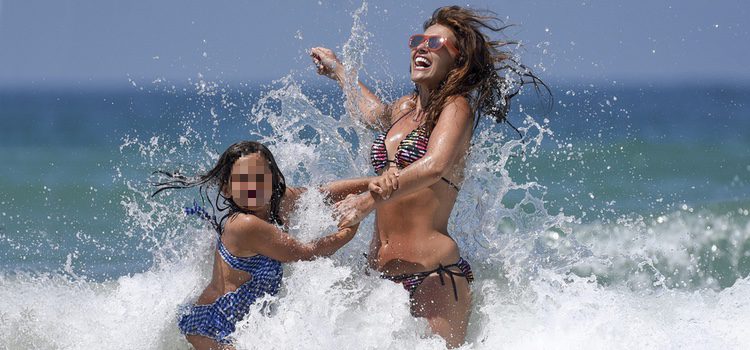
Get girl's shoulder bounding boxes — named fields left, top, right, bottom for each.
left=221, top=213, right=270, bottom=255
left=223, top=213, right=269, bottom=237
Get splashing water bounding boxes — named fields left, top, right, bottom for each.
left=2, top=1, right=750, bottom=349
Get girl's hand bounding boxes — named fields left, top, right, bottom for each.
left=310, top=47, right=343, bottom=81
left=334, top=192, right=376, bottom=228
left=369, top=168, right=399, bottom=200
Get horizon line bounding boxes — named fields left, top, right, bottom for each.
left=2, top=75, right=750, bottom=92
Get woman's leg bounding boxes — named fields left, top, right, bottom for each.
left=186, top=335, right=234, bottom=350
left=410, top=272, right=472, bottom=348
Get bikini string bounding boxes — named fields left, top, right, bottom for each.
left=436, top=263, right=468, bottom=302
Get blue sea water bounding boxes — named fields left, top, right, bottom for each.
left=5, top=0, right=750, bottom=345
left=0, top=81, right=750, bottom=348
left=2, top=82, right=747, bottom=275
left=1, top=77, right=750, bottom=349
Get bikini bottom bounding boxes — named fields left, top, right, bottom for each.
left=178, top=281, right=278, bottom=343
left=381, top=257, right=474, bottom=301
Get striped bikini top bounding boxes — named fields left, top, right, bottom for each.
left=370, top=116, right=460, bottom=191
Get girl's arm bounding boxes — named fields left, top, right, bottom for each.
left=335, top=96, right=474, bottom=227
left=223, top=214, right=359, bottom=263
left=310, top=47, right=391, bottom=131
left=318, top=177, right=377, bottom=203
left=280, top=176, right=397, bottom=219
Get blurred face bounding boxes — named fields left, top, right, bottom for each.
left=410, top=24, right=458, bottom=90
left=226, top=153, right=274, bottom=210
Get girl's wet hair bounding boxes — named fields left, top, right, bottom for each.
left=413, top=6, right=552, bottom=135
left=152, top=141, right=287, bottom=231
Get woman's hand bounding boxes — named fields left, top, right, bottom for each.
left=334, top=192, right=376, bottom=228
left=310, top=47, right=343, bottom=81
left=369, top=168, right=399, bottom=200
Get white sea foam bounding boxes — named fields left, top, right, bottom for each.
left=3, top=221, right=750, bottom=349
left=2, top=1, right=749, bottom=349
left=0, top=229, right=213, bottom=349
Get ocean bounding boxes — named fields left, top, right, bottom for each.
left=2, top=12, right=750, bottom=350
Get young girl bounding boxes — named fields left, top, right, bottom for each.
left=153, top=141, right=392, bottom=349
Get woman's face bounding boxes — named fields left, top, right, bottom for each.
left=410, top=24, right=458, bottom=90
left=227, top=153, right=274, bottom=210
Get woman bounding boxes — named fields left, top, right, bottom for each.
left=311, top=6, right=546, bottom=347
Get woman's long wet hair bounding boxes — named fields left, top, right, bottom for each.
left=414, top=6, right=551, bottom=134
left=152, top=141, right=287, bottom=232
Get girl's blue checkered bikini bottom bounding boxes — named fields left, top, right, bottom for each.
left=178, top=239, right=283, bottom=343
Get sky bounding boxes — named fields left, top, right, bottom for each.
left=0, top=0, right=748, bottom=88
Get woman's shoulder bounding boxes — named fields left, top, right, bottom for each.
left=389, top=95, right=418, bottom=123
left=444, top=94, right=471, bottom=110
left=439, top=95, right=472, bottom=118
left=433, top=95, right=473, bottom=134
left=394, top=94, right=416, bottom=107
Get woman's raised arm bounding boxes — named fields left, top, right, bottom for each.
left=310, top=47, right=391, bottom=131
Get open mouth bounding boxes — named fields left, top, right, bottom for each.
left=247, top=190, right=257, bottom=199
left=414, top=55, right=432, bottom=70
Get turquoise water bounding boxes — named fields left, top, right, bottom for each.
left=2, top=0, right=749, bottom=345
left=1, top=82, right=749, bottom=280
left=1, top=80, right=749, bottom=348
